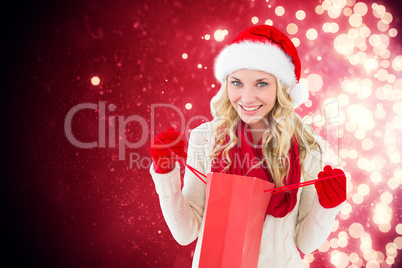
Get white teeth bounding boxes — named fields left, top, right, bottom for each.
left=241, top=105, right=261, bottom=111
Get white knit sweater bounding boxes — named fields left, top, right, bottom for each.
left=150, top=121, right=344, bottom=268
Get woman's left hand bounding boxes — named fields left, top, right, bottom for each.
left=314, top=165, right=346, bottom=209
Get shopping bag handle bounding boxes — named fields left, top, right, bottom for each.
left=264, top=173, right=345, bottom=194
left=155, top=136, right=207, bottom=184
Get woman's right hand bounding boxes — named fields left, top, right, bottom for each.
left=150, top=127, right=187, bottom=174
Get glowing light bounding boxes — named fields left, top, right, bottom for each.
left=318, top=240, right=330, bottom=252
left=182, top=53, right=188, bottom=59
left=265, top=19, right=273, bottom=26
left=341, top=203, right=352, bottom=215
left=349, top=55, right=358, bottom=65
left=393, top=102, right=402, bottom=114
left=214, top=29, right=227, bottom=42
left=343, top=7, right=353, bottom=16
left=322, top=0, right=331, bottom=10
left=315, top=5, right=324, bottom=15
left=251, top=16, right=259, bottom=24
left=377, top=20, right=389, bottom=32
left=324, top=22, right=339, bottom=33
left=330, top=250, right=349, bottom=267
left=369, top=34, right=381, bottom=47
left=388, top=177, right=399, bottom=190
left=347, top=103, right=375, bottom=131
left=361, top=138, right=373, bottom=150
left=275, top=6, right=285, bottom=16
left=204, top=34, right=211, bottom=40
left=396, top=224, right=402, bottom=235
left=330, top=23, right=339, bottom=33
left=357, top=184, right=370, bottom=196
left=391, top=55, right=402, bottom=71
left=197, top=64, right=202, bottom=69
left=373, top=4, right=386, bottom=18
left=373, top=203, right=392, bottom=225
left=380, top=192, right=393, bottom=205
left=353, top=193, right=364, bottom=204
left=291, top=37, right=300, bottom=47
left=306, top=74, right=323, bottom=92
left=353, top=2, right=368, bottom=16
left=364, top=59, right=379, bottom=72
left=333, top=0, right=347, bottom=8
left=348, top=149, right=358, bottom=159
left=349, top=14, right=362, bottom=27
left=359, top=26, right=371, bottom=38
left=381, top=12, right=393, bottom=24
left=349, top=252, right=360, bottom=263
left=395, top=238, right=402, bottom=250
left=304, top=253, right=314, bottom=263
left=334, top=34, right=354, bottom=55
left=328, top=6, right=342, bottom=19
left=286, top=23, right=298, bottom=35
left=185, top=103, right=192, bottom=110
left=306, top=28, right=318, bottom=40
left=91, top=76, right=100, bottom=86
left=330, top=238, right=339, bottom=248
left=295, top=10, right=306, bottom=20
left=389, top=28, right=397, bottom=37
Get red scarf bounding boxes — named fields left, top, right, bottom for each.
left=212, top=121, right=301, bottom=218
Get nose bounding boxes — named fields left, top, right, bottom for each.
left=240, top=86, right=256, bottom=104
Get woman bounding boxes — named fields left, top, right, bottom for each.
left=149, top=25, right=346, bottom=267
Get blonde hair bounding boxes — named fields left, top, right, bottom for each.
left=210, top=77, right=321, bottom=187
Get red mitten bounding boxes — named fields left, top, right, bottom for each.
left=150, top=127, right=187, bottom=174
left=314, top=165, right=346, bottom=208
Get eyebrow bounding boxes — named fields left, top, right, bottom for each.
left=228, top=76, right=274, bottom=82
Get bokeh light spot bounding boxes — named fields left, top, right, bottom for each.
left=214, top=29, right=227, bottom=42
left=295, top=10, right=306, bottom=20
left=396, top=224, right=402, bottom=235
left=265, top=19, right=273, bottom=26
left=380, top=192, right=393, bottom=205
left=357, top=183, right=370, bottom=196
left=389, top=28, right=397, bottom=37
left=334, top=34, right=354, bottom=55
left=291, top=37, right=300, bottom=47
left=275, top=6, right=285, bottom=16
left=251, top=16, right=259, bottom=24
left=343, top=7, right=353, bottom=16
left=306, top=74, right=323, bottom=92
left=391, top=55, right=402, bottom=71
left=315, top=5, right=324, bottom=15
left=91, top=76, right=100, bottom=86
left=349, top=14, right=362, bottom=27
left=286, top=23, right=298, bottom=35
left=306, top=28, right=318, bottom=40
left=353, top=2, right=368, bottom=16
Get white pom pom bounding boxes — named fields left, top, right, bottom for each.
left=287, top=83, right=309, bottom=106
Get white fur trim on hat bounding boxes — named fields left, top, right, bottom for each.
left=214, top=41, right=297, bottom=87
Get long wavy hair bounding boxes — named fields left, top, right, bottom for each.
left=210, top=77, right=321, bottom=187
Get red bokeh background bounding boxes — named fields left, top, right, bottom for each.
left=4, top=0, right=402, bottom=267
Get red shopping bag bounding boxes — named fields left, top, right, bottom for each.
left=199, top=172, right=274, bottom=268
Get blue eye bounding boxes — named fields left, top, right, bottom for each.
left=257, top=82, right=268, bottom=87
left=231, top=81, right=242, bottom=87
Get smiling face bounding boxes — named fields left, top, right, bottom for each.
left=227, top=69, right=277, bottom=129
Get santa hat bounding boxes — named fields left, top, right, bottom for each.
left=214, top=25, right=309, bottom=106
